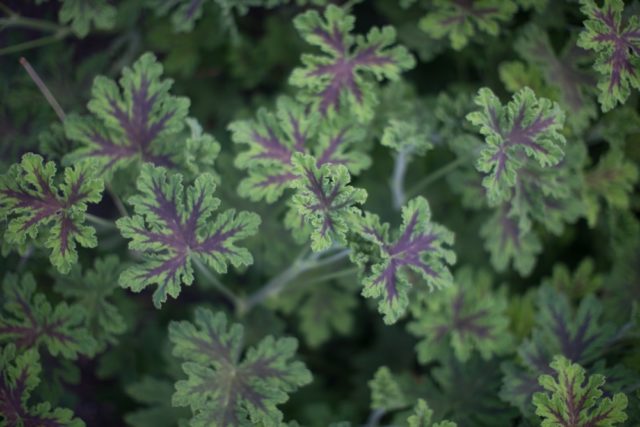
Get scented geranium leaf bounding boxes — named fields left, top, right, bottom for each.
left=516, top=25, right=597, bottom=130
left=407, top=399, right=457, bottom=427
left=289, top=153, right=367, bottom=252
left=0, top=345, right=85, bottom=427
left=64, top=53, right=197, bottom=180
left=533, top=356, right=628, bottom=427
left=584, top=148, right=639, bottom=227
left=578, top=0, right=640, bottom=112
left=0, top=273, right=96, bottom=359
left=116, top=164, right=260, bottom=308
left=229, top=97, right=369, bottom=203
left=481, top=204, right=542, bottom=275
left=58, top=0, right=117, bottom=37
left=418, top=0, right=517, bottom=50
left=467, top=87, right=566, bottom=205
left=356, top=196, right=456, bottom=324
left=381, top=119, right=435, bottom=156
left=290, top=4, right=415, bottom=121
left=0, top=153, right=103, bottom=274
left=169, top=308, right=312, bottom=427
left=53, top=255, right=127, bottom=352
left=408, top=266, right=513, bottom=364
left=369, top=366, right=409, bottom=412
left=545, top=259, right=603, bottom=301
left=501, top=286, right=615, bottom=415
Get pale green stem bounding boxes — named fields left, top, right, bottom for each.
left=405, top=155, right=468, bottom=198
left=192, top=257, right=243, bottom=311
left=391, top=146, right=412, bottom=210
left=19, top=56, right=66, bottom=121
left=85, top=213, right=118, bottom=229
left=0, top=29, right=71, bottom=56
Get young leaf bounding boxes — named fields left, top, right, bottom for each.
left=64, top=53, right=215, bottom=180
left=545, top=258, right=603, bottom=301
left=533, top=356, right=628, bottom=427
left=288, top=153, right=367, bottom=252
left=407, top=399, right=457, bottom=427
left=53, top=255, right=128, bottom=352
left=228, top=96, right=369, bottom=203
left=36, top=0, right=116, bottom=37
left=290, top=4, right=415, bottom=121
left=369, top=366, right=409, bottom=412
left=356, top=196, right=456, bottom=324
left=0, top=273, right=96, bottom=359
left=577, top=0, right=640, bottom=111
left=116, top=164, right=260, bottom=308
left=0, top=153, right=103, bottom=273
left=408, top=266, right=513, bottom=364
left=418, top=0, right=517, bottom=50
left=0, top=344, right=85, bottom=427
left=501, top=286, right=615, bottom=415
left=467, top=87, right=566, bottom=205
left=169, top=308, right=312, bottom=427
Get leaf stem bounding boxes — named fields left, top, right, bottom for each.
left=18, top=56, right=67, bottom=121
left=85, top=213, right=117, bottom=229
left=303, top=267, right=358, bottom=287
left=364, top=408, right=386, bottom=427
left=192, top=258, right=243, bottom=311
left=240, top=247, right=351, bottom=315
left=0, top=15, right=66, bottom=32
left=405, top=155, right=468, bottom=198
left=0, top=29, right=71, bottom=56
left=391, top=146, right=412, bottom=210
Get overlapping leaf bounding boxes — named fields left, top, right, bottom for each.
left=533, top=356, right=628, bottom=427
left=117, top=164, right=260, bottom=307
left=578, top=0, right=640, bottom=111
left=0, top=344, right=85, bottom=427
left=355, top=196, right=455, bottom=324
left=36, top=0, right=116, bottom=37
left=169, top=308, right=312, bottom=426
left=467, top=87, right=566, bottom=205
left=288, top=153, right=367, bottom=252
left=228, top=96, right=370, bottom=203
left=408, top=266, right=513, bottom=364
left=290, top=4, right=415, bottom=121
left=65, top=53, right=219, bottom=182
left=0, top=153, right=103, bottom=273
left=418, top=0, right=517, bottom=50
left=0, top=273, right=96, bottom=359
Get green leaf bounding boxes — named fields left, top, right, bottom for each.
left=355, top=196, right=456, bottom=324
left=0, top=273, right=96, bottom=359
left=0, top=153, right=103, bottom=273
left=467, top=87, right=566, bottom=205
left=408, top=266, right=514, bottom=364
left=117, top=163, right=260, bottom=308
left=407, top=399, right=457, bottom=427
left=169, top=308, right=312, bottom=426
left=288, top=153, right=367, bottom=252
left=58, top=0, right=117, bottom=37
left=533, top=356, right=628, bottom=427
left=0, top=344, right=85, bottom=427
left=369, top=366, right=409, bottom=411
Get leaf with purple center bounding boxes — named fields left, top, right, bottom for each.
left=578, top=0, right=640, bottom=112
left=356, top=196, right=455, bottom=324
left=169, top=308, right=312, bottom=427
left=64, top=53, right=199, bottom=180
left=290, top=4, right=415, bottom=121
left=467, top=87, right=566, bottom=205
left=418, top=0, right=517, bottom=50
left=516, top=25, right=597, bottom=130
left=533, top=356, right=628, bottom=427
left=0, top=273, right=97, bottom=360
left=229, top=96, right=370, bottom=203
left=501, top=285, right=615, bottom=416
left=408, top=266, right=513, bottom=364
left=288, top=153, right=367, bottom=252
left=0, top=153, right=103, bottom=274
left=0, top=344, right=85, bottom=427
left=116, top=163, right=260, bottom=308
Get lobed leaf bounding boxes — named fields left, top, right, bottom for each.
left=117, top=163, right=260, bottom=307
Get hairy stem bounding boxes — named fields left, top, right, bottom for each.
left=406, top=155, right=467, bottom=198
left=391, top=146, right=412, bottom=210
left=240, top=248, right=351, bottom=315
left=85, top=213, right=118, bottom=229
left=19, top=57, right=67, bottom=121
left=192, top=258, right=244, bottom=312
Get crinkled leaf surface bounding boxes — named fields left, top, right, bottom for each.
left=467, top=87, right=566, bottom=205
left=368, top=366, right=408, bottom=412
left=578, top=0, right=640, bottom=111
left=408, top=266, right=513, bottom=364
left=408, top=399, right=457, bottom=427
left=290, top=4, right=415, bottom=121
left=0, top=273, right=96, bottom=360
left=533, top=356, right=628, bottom=427
left=419, top=0, right=517, bottom=50
left=0, top=345, right=85, bottom=427
left=117, top=164, right=260, bottom=307
left=288, top=153, right=367, bottom=252
left=355, top=196, right=455, bottom=324
left=169, top=308, right=312, bottom=427
left=0, top=153, right=103, bottom=273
